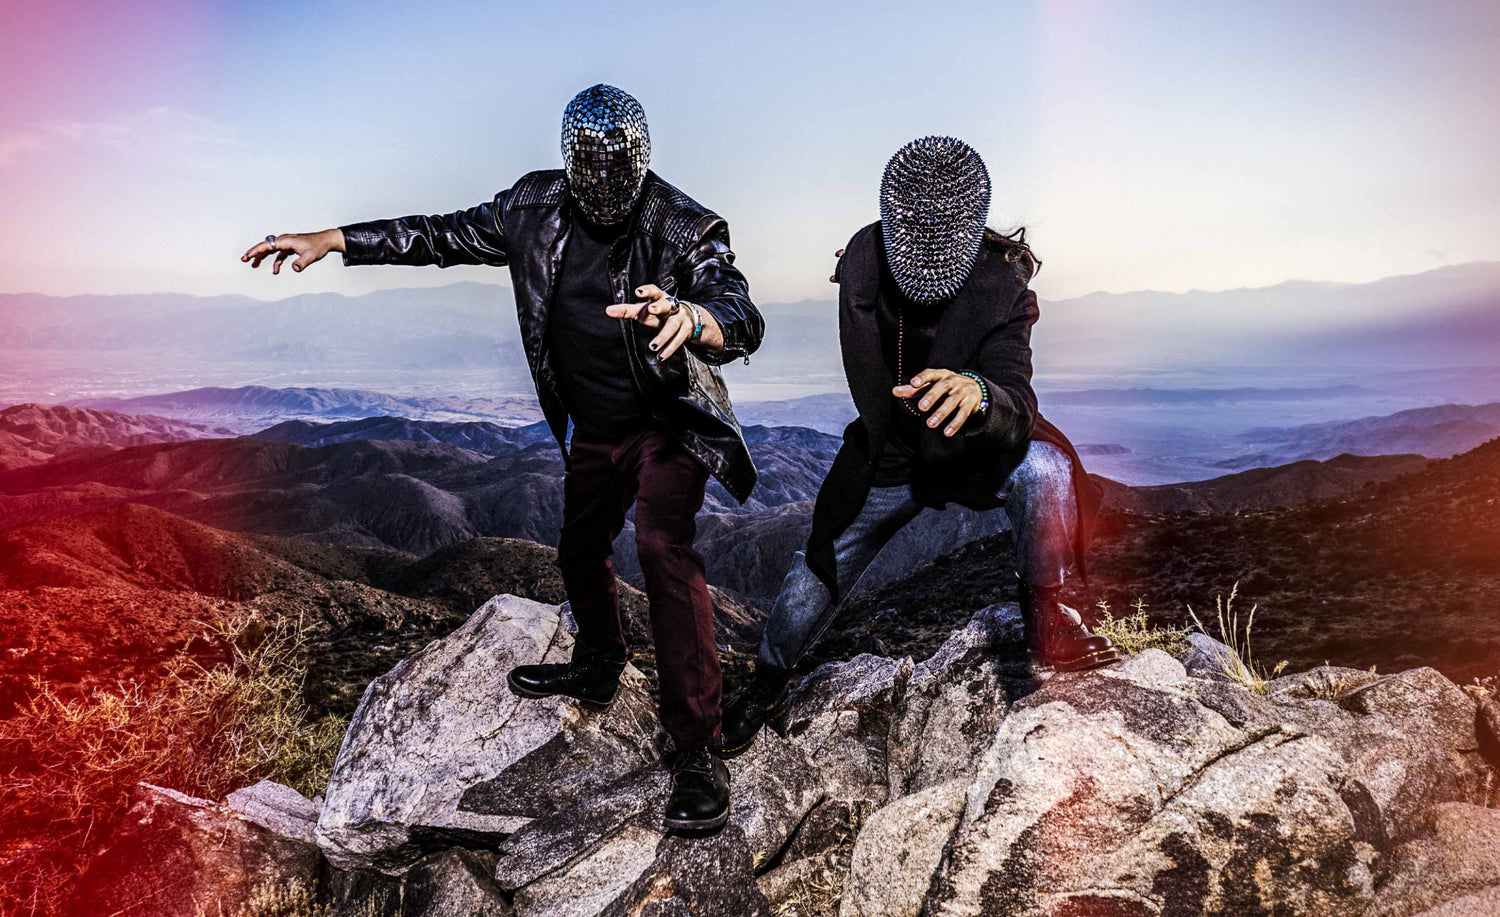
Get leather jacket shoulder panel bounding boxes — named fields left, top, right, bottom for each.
left=636, top=172, right=721, bottom=251
left=507, top=170, right=568, bottom=210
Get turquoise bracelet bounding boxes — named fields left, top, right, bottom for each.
left=958, top=371, right=990, bottom=413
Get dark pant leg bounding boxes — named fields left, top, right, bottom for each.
left=556, top=436, right=637, bottom=664
left=1000, top=440, right=1079, bottom=589
left=624, top=430, right=720, bottom=750
left=757, top=485, right=923, bottom=670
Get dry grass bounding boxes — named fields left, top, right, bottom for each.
left=0, top=613, right=346, bottom=917
left=1187, top=583, right=1288, bottom=695
left=225, top=883, right=331, bottom=917
left=1092, top=598, right=1191, bottom=658
left=770, top=802, right=868, bottom=917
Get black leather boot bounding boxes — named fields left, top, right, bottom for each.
left=1021, top=584, right=1121, bottom=672
left=714, top=663, right=793, bottom=760
left=507, top=654, right=626, bottom=710
left=663, top=747, right=731, bottom=832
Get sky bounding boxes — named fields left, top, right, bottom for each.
left=1, top=0, right=1498, bottom=304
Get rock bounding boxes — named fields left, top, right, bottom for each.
left=67, top=783, right=323, bottom=917
left=722, top=722, right=827, bottom=868
left=923, top=666, right=1378, bottom=916
left=1181, top=631, right=1238, bottom=682
left=225, top=779, right=319, bottom=844
left=1268, top=686, right=1468, bottom=848
left=325, top=866, right=405, bottom=917
left=887, top=604, right=1034, bottom=799
left=512, top=823, right=771, bottom=917
left=495, top=726, right=821, bottom=892
left=784, top=653, right=907, bottom=805
left=757, top=853, right=832, bottom=909
left=1368, top=803, right=1500, bottom=917
left=1474, top=696, right=1500, bottom=766
left=1335, top=714, right=1465, bottom=847
left=780, top=798, right=864, bottom=863
left=596, top=828, right=773, bottom=917
left=404, top=849, right=512, bottom=916
left=1340, top=668, right=1479, bottom=756
left=513, top=821, right=664, bottom=917
left=317, top=595, right=658, bottom=873
left=1268, top=664, right=1380, bottom=702
left=1110, top=647, right=1190, bottom=686
left=838, top=780, right=967, bottom=917
left=1410, top=886, right=1500, bottom=917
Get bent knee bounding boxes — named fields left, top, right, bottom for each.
left=1012, top=441, right=1074, bottom=491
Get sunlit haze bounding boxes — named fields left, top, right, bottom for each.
left=3, top=0, right=1499, bottom=303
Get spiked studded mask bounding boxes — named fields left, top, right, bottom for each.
left=561, top=84, right=650, bottom=226
left=879, top=136, right=992, bottom=305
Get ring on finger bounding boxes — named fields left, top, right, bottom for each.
left=664, top=295, right=681, bottom=315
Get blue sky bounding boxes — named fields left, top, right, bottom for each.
left=2, top=0, right=1498, bottom=303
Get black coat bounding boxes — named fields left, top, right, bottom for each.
left=340, top=170, right=765, bottom=502
left=806, top=222, right=1102, bottom=598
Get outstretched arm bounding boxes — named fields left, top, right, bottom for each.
left=242, top=193, right=510, bottom=275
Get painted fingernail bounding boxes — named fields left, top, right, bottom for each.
left=650, top=343, right=659, bottom=351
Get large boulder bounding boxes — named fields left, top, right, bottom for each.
left=886, top=603, right=1034, bottom=799
left=67, top=783, right=323, bottom=917
left=1368, top=803, right=1500, bottom=917
left=784, top=653, right=909, bottom=806
left=494, top=725, right=822, bottom=911
left=838, top=780, right=967, bottom=917
left=1340, top=668, right=1479, bottom=757
left=922, top=650, right=1379, bottom=916
left=317, top=595, right=658, bottom=873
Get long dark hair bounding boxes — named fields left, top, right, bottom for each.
left=983, top=226, right=1041, bottom=276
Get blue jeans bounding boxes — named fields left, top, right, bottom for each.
left=758, top=440, right=1078, bottom=670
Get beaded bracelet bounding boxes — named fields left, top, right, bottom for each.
left=958, top=371, right=990, bottom=414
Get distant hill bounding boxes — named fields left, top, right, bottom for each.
left=252, top=415, right=554, bottom=453
left=0, top=403, right=230, bottom=472
left=3, top=406, right=1453, bottom=606
left=1221, top=402, right=1500, bottom=469
left=71, top=385, right=544, bottom=433
left=1097, top=452, right=1430, bottom=514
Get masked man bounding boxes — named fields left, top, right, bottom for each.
left=715, top=136, right=1115, bottom=759
left=243, top=84, right=762, bottom=830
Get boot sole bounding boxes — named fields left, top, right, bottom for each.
left=664, top=805, right=731, bottom=833
left=506, top=672, right=614, bottom=711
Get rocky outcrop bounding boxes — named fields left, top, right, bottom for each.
left=67, top=782, right=322, bottom=917
left=317, top=594, right=659, bottom=873
left=80, top=595, right=1499, bottom=915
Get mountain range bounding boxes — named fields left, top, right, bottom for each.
left=0, top=403, right=232, bottom=472
left=0, top=402, right=1467, bottom=603
left=5, top=260, right=1497, bottom=395
left=1221, top=402, right=1500, bottom=468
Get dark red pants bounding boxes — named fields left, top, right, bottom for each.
left=557, top=427, right=721, bottom=750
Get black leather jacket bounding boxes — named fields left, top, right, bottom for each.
left=340, top=170, right=764, bottom=502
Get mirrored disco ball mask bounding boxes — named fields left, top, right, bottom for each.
left=561, top=84, right=651, bottom=226
left=879, top=136, right=992, bottom=305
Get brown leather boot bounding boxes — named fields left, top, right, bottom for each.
left=1021, top=584, right=1121, bottom=672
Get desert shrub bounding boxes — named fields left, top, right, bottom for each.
left=0, top=613, right=346, bottom=917
left=1187, top=582, right=1288, bottom=694
left=1091, top=598, right=1190, bottom=658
